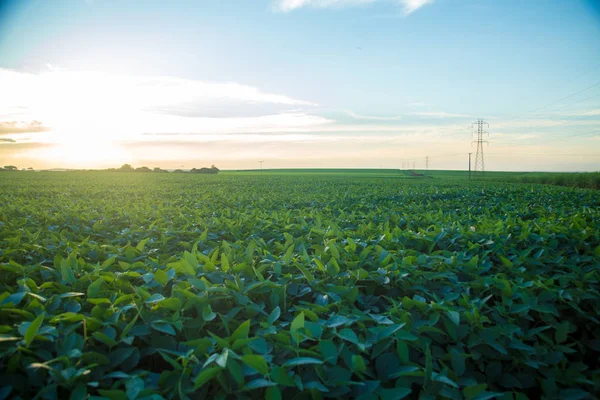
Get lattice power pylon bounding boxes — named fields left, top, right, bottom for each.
left=471, top=119, right=489, bottom=177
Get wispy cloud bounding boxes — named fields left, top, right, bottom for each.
left=562, top=109, right=600, bottom=117
left=412, top=111, right=472, bottom=118
left=273, top=0, right=434, bottom=14
left=400, top=0, right=435, bottom=16
left=0, top=120, right=50, bottom=134
left=346, top=111, right=403, bottom=121
left=273, top=0, right=375, bottom=12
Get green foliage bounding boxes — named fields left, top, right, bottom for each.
left=506, top=172, right=600, bottom=190
left=0, top=171, right=598, bottom=399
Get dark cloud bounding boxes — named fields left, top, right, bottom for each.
left=0, top=138, right=16, bottom=143
left=0, top=120, right=51, bottom=134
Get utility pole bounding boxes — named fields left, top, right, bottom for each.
left=259, top=160, right=264, bottom=174
left=425, top=156, right=429, bottom=171
left=471, top=119, right=489, bottom=177
left=413, top=161, right=415, bottom=170
left=468, top=152, right=472, bottom=180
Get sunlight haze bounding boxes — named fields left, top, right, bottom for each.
left=1, top=0, right=599, bottom=171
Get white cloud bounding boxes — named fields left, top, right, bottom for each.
left=346, top=111, right=402, bottom=121
left=400, top=0, right=435, bottom=15
left=273, top=0, right=381, bottom=12
left=0, top=68, right=323, bottom=142
left=273, top=0, right=434, bottom=14
left=412, top=111, right=472, bottom=118
left=563, top=109, right=600, bottom=117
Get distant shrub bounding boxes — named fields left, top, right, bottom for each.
left=190, top=165, right=219, bottom=174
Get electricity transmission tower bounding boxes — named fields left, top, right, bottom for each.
left=471, top=119, right=489, bottom=177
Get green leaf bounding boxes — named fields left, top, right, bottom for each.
left=351, top=354, right=366, bottom=373
left=242, top=354, right=269, bottom=375
left=231, top=320, right=250, bottom=341
left=290, top=312, right=304, bottom=344
left=1, top=291, right=27, bottom=306
left=265, top=386, right=282, bottom=400
left=433, top=373, right=458, bottom=388
left=318, top=339, right=338, bottom=365
left=446, top=310, right=460, bottom=326
left=150, top=321, right=175, bottom=335
left=559, top=388, right=591, bottom=400
left=283, top=357, right=323, bottom=367
left=145, top=294, right=165, bottom=304
left=194, top=367, right=222, bottom=389
left=396, top=341, right=409, bottom=363
left=24, top=313, right=44, bottom=347
left=242, top=379, right=277, bottom=390
left=227, top=358, right=244, bottom=385
left=464, top=384, right=487, bottom=400
left=450, top=347, right=465, bottom=377
left=125, top=376, right=144, bottom=400
left=216, top=348, right=229, bottom=368
left=268, top=307, right=281, bottom=325
left=154, top=269, right=169, bottom=285
left=377, top=323, right=406, bottom=342
left=337, top=329, right=362, bottom=349
left=296, top=264, right=314, bottom=283
left=424, top=343, right=432, bottom=387
left=92, top=332, right=118, bottom=347
left=136, top=238, right=149, bottom=252
left=377, top=387, right=412, bottom=400
left=221, top=253, right=230, bottom=272
left=158, top=297, right=182, bottom=311
left=98, top=390, right=127, bottom=400
left=555, top=322, right=569, bottom=344
left=499, top=255, right=513, bottom=267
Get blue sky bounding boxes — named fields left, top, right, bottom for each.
left=1, top=0, right=599, bottom=170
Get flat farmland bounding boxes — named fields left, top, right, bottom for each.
left=0, top=172, right=598, bottom=399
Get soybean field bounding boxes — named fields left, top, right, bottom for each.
left=0, top=171, right=598, bottom=400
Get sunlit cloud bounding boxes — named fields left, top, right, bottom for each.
left=399, top=0, right=435, bottom=15
left=275, top=0, right=436, bottom=15
left=1, top=67, right=598, bottom=171
left=273, top=0, right=375, bottom=12
left=0, top=120, right=50, bottom=134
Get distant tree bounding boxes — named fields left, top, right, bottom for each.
left=153, top=167, right=168, bottom=173
left=173, top=169, right=185, bottom=173
left=3, top=165, right=17, bottom=171
left=27, top=167, right=33, bottom=170
left=190, top=166, right=219, bottom=174
left=118, top=164, right=134, bottom=172
left=136, top=166, right=152, bottom=173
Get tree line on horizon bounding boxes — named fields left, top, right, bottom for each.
left=106, top=164, right=219, bottom=174
left=0, top=165, right=33, bottom=172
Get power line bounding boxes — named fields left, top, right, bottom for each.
left=526, top=79, right=600, bottom=115
left=500, top=77, right=600, bottom=125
